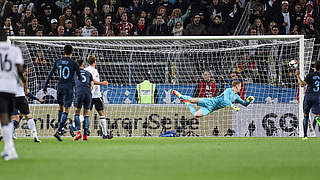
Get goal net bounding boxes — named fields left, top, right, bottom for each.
left=8, top=36, right=315, bottom=137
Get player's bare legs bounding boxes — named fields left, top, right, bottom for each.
left=0, top=113, right=18, bottom=160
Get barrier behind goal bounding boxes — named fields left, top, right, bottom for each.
left=8, top=36, right=316, bottom=137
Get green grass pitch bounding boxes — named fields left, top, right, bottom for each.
left=0, top=137, right=320, bottom=180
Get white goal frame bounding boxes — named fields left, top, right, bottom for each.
left=8, top=35, right=306, bottom=137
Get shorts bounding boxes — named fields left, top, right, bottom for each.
left=14, top=96, right=30, bottom=115
left=0, top=92, right=16, bottom=116
left=303, top=94, right=320, bottom=115
left=57, top=87, right=74, bottom=108
left=74, top=90, right=92, bottom=110
left=90, top=98, right=104, bottom=111
left=197, top=98, right=221, bottom=116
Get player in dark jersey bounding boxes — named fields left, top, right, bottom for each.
left=43, top=45, right=82, bottom=141
left=73, top=59, right=93, bottom=141
left=296, top=60, right=320, bottom=139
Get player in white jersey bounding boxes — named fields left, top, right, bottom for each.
left=0, top=30, right=26, bottom=160
left=84, top=55, right=112, bottom=139
left=12, top=64, right=44, bottom=143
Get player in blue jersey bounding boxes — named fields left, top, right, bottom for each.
left=173, top=81, right=255, bottom=118
left=295, top=61, right=320, bottom=140
left=43, top=44, right=82, bottom=141
left=73, top=59, right=94, bottom=141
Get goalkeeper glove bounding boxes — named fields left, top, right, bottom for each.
left=247, top=96, right=255, bottom=103
left=231, top=105, right=240, bottom=111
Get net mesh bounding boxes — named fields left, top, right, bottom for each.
left=10, top=37, right=315, bottom=137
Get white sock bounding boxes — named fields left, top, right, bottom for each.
left=27, top=119, right=38, bottom=138
left=2, top=122, right=14, bottom=151
left=99, top=116, right=107, bottom=135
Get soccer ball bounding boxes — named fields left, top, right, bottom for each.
left=288, top=60, right=298, bottom=69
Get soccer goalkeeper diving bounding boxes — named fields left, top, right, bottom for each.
left=172, top=81, right=255, bottom=118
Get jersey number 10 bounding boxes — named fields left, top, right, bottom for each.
left=58, top=65, right=70, bottom=79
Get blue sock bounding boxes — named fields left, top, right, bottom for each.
left=187, top=104, right=197, bottom=115
left=84, top=116, right=89, bottom=135
left=181, top=95, right=191, bottom=101
left=13, top=120, right=19, bottom=129
left=58, top=112, right=68, bottom=132
left=58, top=110, right=63, bottom=123
left=303, top=117, right=308, bottom=137
left=74, top=114, right=80, bottom=131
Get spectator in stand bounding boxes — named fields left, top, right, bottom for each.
left=303, top=1, right=319, bottom=28
left=82, top=17, right=96, bottom=36
left=39, top=5, right=55, bottom=31
left=64, top=19, right=75, bottom=36
left=167, top=6, right=191, bottom=28
left=18, top=27, right=26, bottom=36
left=155, top=0, right=173, bottom=17
left=75, top=27, right=83, bottom=36
left=71, top=0, right=85, bottom=16
left=45, top=18, right=58, bottom=36
left=57, top=25, right=65, bottom=36
left=249, top=3, right=268, bottom=28
left=184, top=13, right=207, bottom=36
left=55, top=0, right=69, bottom=16
left=293, top=3, right=304, bottom=27
left=36, top=29, right=43, bottom=36
left=141, top=0, right=157, bottom=14
left=155, top=6, right=169, bottom=24
left=236, top=52, right=257, bottom=83
left=0, top=0, right=13, bottom=18
left=291, top=24, right=299, bottom=35
left=231, top=71, right=246, bottom=100
left=172, top=21, right=183, bottom=36
left=207, top=15, right=228, bottom=35
left=20, top=10, right=35, bottom=28
left=127, top=0, right=142, bottom=20
left=59, top=7, right=77, bottom=28
left=91, top=29, right=98, bottom=36
left=114, top=6, right=126, bottom=23
left=135, top=17, right=148, bottom=36
left=274, top=1, right=294, bottom=35
left=26, top=17, right=42, bottom=36
left=148, top=14, right=169, bottom=36
left=98, top=15, right=117, bottom=36
left=252, top=18, right=265, bottom=35
left=193, top=71, right=217, bottom=98
left=7, top=3, right=21, bottom=33
left=109, top=0, right=119, bottom=14
left=207, top=0, right=223, bottom=22
left=116, top=12, right=134, bottom=36
left=98, top=4, right=111, bottom=25
left=18, top=0, right=35, bottom=15
left=3, top=17, right=14, bottom=36
left=271, top=25, right=280, bottom=35
left=265, top=21, right=277, bottom=34
left=305, top=17, right=320, bottom=41
left=78, top=6, right=93, bottom=28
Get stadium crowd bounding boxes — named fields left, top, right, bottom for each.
left=0, top=0, right=317, bottom=39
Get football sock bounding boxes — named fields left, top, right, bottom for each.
left=27, top=119, right=37, bottom=137
left=58, top=112, right=68, bottom=132
left=58, top=110, right=63, bottom=123
left=187, top=104, right=197, bottom=115
left=13, top=120, right=19, bottom=129
left=2, top=122, right=14, bottom=150
left=84, top=116, right=89, bottom=135
left=303, top=116, right=308, bottom=137
left=100, top=116, right=107, bottom=135
left=74, top=114, right=80, bottom=131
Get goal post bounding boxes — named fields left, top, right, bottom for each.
left=7, top=35, right=315, bottom=137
